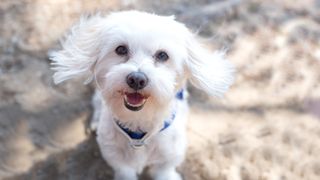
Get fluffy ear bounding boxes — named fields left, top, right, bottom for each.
left=50, top=15, right=105, bottom=84
left=186, top=36, right=235, bottom=97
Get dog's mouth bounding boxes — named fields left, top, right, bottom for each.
left=123, top=92, right=148, bottom=111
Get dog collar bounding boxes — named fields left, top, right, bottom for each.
left=114, top=89, right=184, bottom=148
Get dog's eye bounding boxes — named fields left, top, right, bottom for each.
left=155, top=51, right=169, bottom=62
left=115, top=45, right=128, bottom=56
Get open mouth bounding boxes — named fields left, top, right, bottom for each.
left=124, top=92, right=148, bottom=111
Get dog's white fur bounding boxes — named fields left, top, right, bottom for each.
left=51, top=11, right=234, bottom=180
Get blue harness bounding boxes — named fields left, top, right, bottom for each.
left=115, top=89, right=184, bottom=140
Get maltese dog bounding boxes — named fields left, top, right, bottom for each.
left=51, top=10, right=234, bottom=180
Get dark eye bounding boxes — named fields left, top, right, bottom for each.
left=155, top=51, right=169, bottom=62
left=115, top=45, right=128, bottom=56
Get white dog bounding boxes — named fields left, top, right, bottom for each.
left=51, top=11, right=234, bottom=180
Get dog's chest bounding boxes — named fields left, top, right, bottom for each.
left=97, top=125, right=172, bottom=172
left=96, top=100, right=188, bottom=173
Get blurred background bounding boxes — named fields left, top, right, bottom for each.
left=0, top=0, right=320, bottom=179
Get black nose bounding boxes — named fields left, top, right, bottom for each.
left=126, top=72, right=148, bottom=90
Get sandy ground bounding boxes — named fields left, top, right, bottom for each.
left=1, top=0, right=320, bottom=179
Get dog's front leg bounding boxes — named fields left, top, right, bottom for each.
left=149, top=162, right=182, bottom=180
left=113, top=165, right=138, bottom=180
left=99, top=147, right=139, bottom=180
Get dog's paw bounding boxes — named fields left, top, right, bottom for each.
left=113, top=168, right=138, bottom=180
left=155, top=172, right=182, bottom=180
left=151, top=168, right=182, bottom=180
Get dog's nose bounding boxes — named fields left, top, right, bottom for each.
left=126, top=72, right=148, bottom=90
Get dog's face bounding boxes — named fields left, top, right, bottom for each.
left=92, top=12, right=191, bottom=120
left=51, top=11, right=234, bottom=121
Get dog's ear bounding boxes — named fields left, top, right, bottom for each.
left=50, top=15, right=105, bottom=84
left=185, top=36, right=234, bottom=97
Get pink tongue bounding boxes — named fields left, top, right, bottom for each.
left=126, top=93, right=144, bottom=105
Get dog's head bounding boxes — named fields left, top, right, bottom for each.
left=51, top=11, right=234, bottom=121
